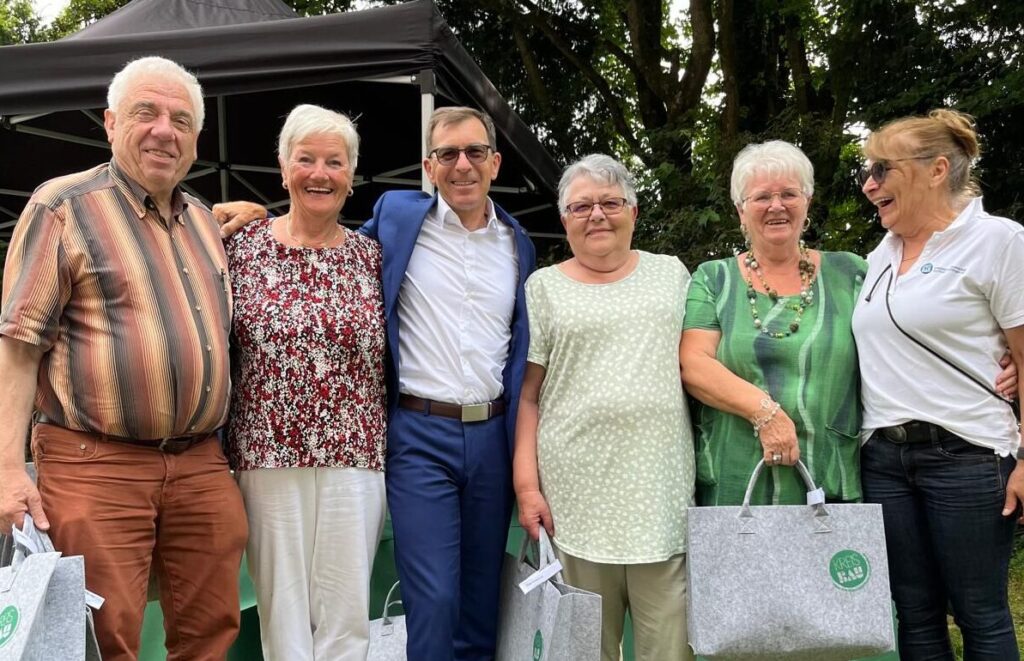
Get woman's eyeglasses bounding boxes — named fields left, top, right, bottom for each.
left=855, top=156, right=934, bottom=186
left=429, top=144, right=493, bottom=166
left=564, top=197, right=629, bottom=218
left=741, top=189, right=805, bottom=210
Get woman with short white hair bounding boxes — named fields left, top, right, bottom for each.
left=225, top=103, right=386, bottom=660
left=680, top=140, right=867, bottom=506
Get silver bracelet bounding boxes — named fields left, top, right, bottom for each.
left=750, top=397, right=781, bottom=437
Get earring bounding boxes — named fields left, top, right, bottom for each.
left=347, top=188, right=354, bottom=197
left=282, top=181, right=288, bottom=190
left=740, top=223, right=751, bottom=249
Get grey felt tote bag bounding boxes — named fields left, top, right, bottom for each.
left=367, top=580, right=406, bottom=661
left=495, top=528, right=601, bottom=661
left=687, top=460, right=895, bottom=661
left=0, top=513, right=102, bottom=660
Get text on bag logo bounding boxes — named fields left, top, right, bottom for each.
left=0, top=606, right=19, bottom=648
left=829, top=550, right=871, bottom=590
left=533, top=629, right=543, bottom=660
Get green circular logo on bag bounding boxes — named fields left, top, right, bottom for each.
left=0, top=605, right=19, bottom=648
left=532, top=629, right=543, bottom=660
left=830, top=549, right=871, bottom=590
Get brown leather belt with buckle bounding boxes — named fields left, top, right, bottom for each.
left=398, top=395, right=505, bottom=423
left=878, top=420, right=942, bottom=444
left=34, top=413, right=210, bottom=455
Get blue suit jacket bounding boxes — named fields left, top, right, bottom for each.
left=360, top=190, right=537, bottom=457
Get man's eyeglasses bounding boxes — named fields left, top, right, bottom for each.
left=565, top=197, right=629, bottom=218
left=855, top=156, right=934, bottom=186
left=429, top=144, right=493, bottom=166
left=741, top=189, right=805, bottom=210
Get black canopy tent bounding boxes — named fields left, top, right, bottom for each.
left=0, top=0, right=564, bottom=257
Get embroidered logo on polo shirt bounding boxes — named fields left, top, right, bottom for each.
left=919, top=263, right=965, bottom=275
left=533, top=630, right=543, bottom=659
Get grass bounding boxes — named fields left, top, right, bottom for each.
left=948, top=532, right=1024, bottom=657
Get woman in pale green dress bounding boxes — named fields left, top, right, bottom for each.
left=515, top=154, right=695, bottom=661
left=679, top=141, right=865, bottom=506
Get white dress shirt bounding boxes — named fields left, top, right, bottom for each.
left=397, top=195, right=518, bottom=405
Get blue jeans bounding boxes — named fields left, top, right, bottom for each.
left=861, top=427, right=1019, bottom=661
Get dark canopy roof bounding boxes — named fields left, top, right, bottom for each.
left=0, top=0, right=562, bottom=249
left=63, top=0, right=298, bottom=40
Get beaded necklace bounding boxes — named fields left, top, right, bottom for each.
left=742, top=243, right=817, bottom=338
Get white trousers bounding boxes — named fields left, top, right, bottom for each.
left=238, top=466, right=386, bottom=661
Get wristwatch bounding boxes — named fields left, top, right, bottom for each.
left=1017, top=445, right=1024, bottom=461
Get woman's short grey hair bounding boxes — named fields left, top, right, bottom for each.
left=730, top=140, right=814, bottom=205
left=557, top=154, right=638, bottom=212
left=278, top=104, right=360, bottom=172
left=107, top=56, right=205, bottom=131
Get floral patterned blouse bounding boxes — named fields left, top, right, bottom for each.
left=225, top=218, right=386, bottom=471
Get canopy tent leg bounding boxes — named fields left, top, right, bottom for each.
left=217, top=96, right=229, bottom=202
left=419, top=69, right=435, bottom=195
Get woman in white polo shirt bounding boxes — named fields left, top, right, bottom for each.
left=852, top=109, right=1024, bottom=660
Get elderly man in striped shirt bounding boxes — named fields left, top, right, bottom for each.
left=0, top=56, right=247, bottom=660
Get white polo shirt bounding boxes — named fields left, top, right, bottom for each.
left=852, top=198, right=1024, bottom=455
left=396, top=195, right=518, bottom=405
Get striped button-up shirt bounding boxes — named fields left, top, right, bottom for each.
left=1, top=160, right=231, bottom=439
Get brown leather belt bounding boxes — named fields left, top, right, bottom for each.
left=34, top=413, right=211, bottom=455
left=398, top=395, right=505, bottom=423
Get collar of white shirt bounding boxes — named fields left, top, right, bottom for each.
left=879, top=196, right=980, bottom=254
left=430, top=193, right=501, bottom=232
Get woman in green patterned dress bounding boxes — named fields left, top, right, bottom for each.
left=679, top=141, right=866, bottom=505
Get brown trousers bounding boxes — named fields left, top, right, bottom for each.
left=556, top=550, right=694, bottom=661
left=32, top=424, right=248, bottom=661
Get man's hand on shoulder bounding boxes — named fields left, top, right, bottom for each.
left=212, top=201, right=268, bottom=239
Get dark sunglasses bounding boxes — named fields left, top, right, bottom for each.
left=429, top=143, right=493, bottom=166
left=855, top=156, right=935, bottom=186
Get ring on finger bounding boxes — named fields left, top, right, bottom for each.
left=771, top=452, right=783, bottom=464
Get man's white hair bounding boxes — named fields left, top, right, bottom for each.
left=107, top=56, right=205, bottom=131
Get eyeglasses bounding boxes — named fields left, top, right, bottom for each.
left=565, top=197, right=629, bottom=218
left=741, top=188, right=805, bottom=209
left=855, top=156, right=935, bottom=186
left=428, top=143, right=493, bottom=166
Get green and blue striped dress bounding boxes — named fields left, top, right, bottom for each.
left=683, top=251, right=866, bottom=506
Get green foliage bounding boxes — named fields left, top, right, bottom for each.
left=287, top=0, right=360, bottom=16
left=422, top=0, right=1024, bottom=261
left=43, top=0, right=131, bottom=40
left=0, top=0, right=40, bottom=44
left=6, top=0, right=1021, bottom=260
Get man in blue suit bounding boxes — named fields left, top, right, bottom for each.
left=359, top=107, right=535, bottom=660
left=215, top=106, right=535, bottom=659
